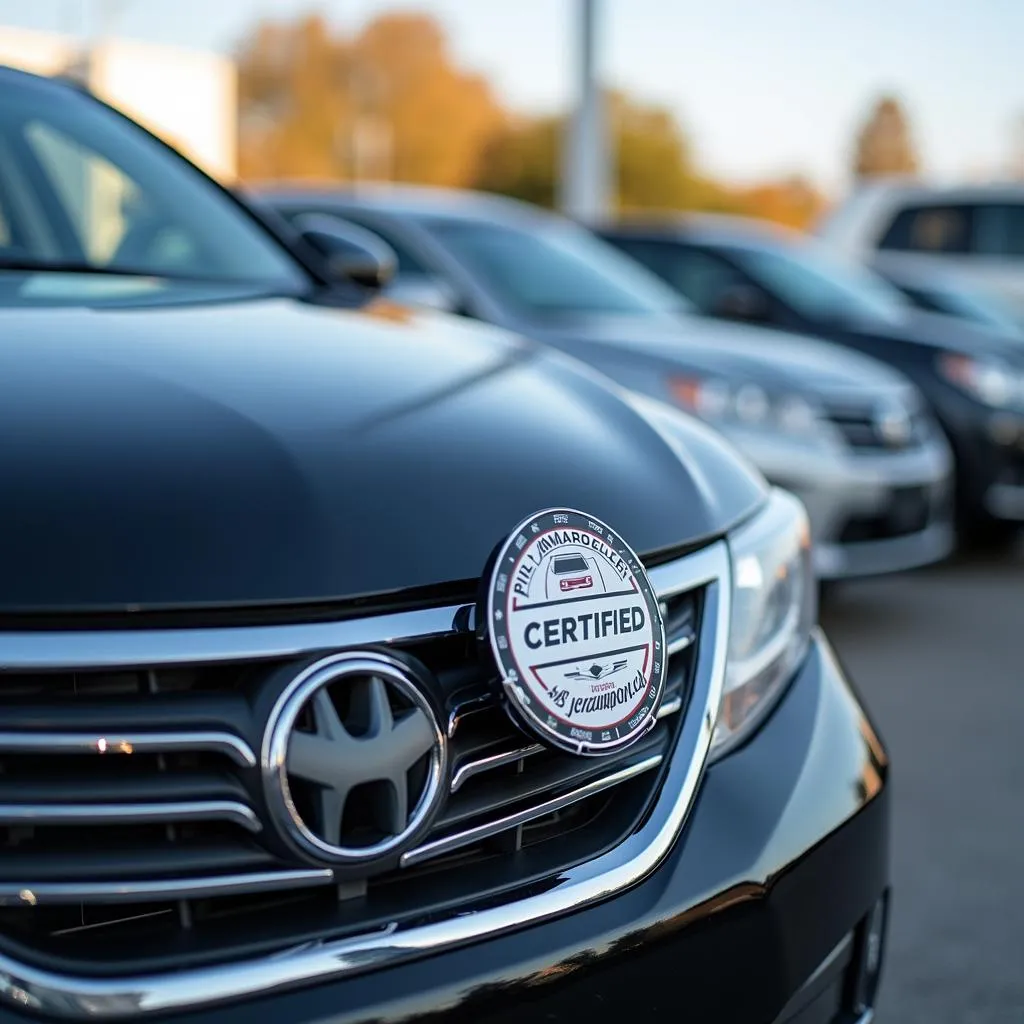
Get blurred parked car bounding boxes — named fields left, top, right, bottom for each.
left=0, top=66, right=892, bottom=1024
left=597, top=215, right=1024, bottom=548
left=254, top=185, right=954, bottom=581
left=871, top=261, right=1023, bottom=338
left=816, top=182, right=1024, bottom=321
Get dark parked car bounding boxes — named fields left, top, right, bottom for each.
left=598, top=215, right=1024, bottom=546
left=253, top=185, right=954, bottom=583
left=870, top=260, right=1024, bottom=338
left=0, top=67, right=887, bottom=1024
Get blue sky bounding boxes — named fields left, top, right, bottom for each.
left=1, top=0, right=1021, bottom=193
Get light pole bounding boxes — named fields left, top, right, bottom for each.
left=560, top=0, right=612, bottom=223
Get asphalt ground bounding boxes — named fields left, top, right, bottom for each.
left=821, top=539, right=1024, bottom=1024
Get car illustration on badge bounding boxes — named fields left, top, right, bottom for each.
left=483, top=508, right=667, bottom=757
left=544, top=552, right=607, bottom=599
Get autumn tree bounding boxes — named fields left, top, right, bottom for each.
left=237, top=16, right=351, bottom=182
left=352, top=14, right=502, bottom=186
left=236, top=12, right=503, bottom=186
left=473, top=114, right=560, bottom=207
left=853, top=95, right=920, bottom=180
left=737, top=176, right=827, bottom=231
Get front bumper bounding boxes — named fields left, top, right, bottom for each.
left=930, top=385, right=1024, bottom=525
left=0, top=632, right=888, bottom=1024
left=726, top=429, right=954, bottom=579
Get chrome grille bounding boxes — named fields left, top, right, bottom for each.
left=824, top=403, right=931, bottom=452
left=0, top=541, right=730, bottom=1019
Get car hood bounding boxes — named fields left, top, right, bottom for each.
left=527, top=313, right=915, bottom=401
left=0, top=293, right=763, bottom=613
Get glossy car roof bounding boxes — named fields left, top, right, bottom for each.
left=250, top=182, right=553, bottom=227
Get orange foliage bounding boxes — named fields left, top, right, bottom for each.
left=236, top=12, right=502, bottom=187
left=236, top=10, right=827, bottom=228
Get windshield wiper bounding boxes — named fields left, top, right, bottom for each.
left=0, top=258, right=251, bottom=286
left=0, top=257, right=160, bottom=277
left=0, top=256, right=311, bottom=297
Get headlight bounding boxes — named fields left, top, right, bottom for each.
left=710, top=488, right=816, bottom=760
left=937, top=353, right=1023, bottom=408
left=668, top=376, right=821, bottom=437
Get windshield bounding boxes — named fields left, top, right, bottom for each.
left=906, top=281, right=1023, bottom=336
left=0, top=77, right=306, bottom=292
left=424, top=216, right=692, bottom=320
left=732, top=239, right=910, bottom=325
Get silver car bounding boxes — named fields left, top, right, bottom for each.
left=817, top=181, right=1024, bottom=323
left=254, top=185, right=955, bottom=581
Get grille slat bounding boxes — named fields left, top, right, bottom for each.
left=0, top=869, right=334, bottom=906
left=0, top=842, right=279, bottom=886
left=0, top=729, right=255, bottom=766
left=0, top=773, right=249, bottom=807
left=435, top=726, right=669, bottom=833
left=0, top=798, right=261, bottom=832
left=450, top=741, right=543, bottom=793
left=401, top=752, right=664, bottom=868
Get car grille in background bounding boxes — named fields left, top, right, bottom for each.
left=839, top=486, right=932, bottom=543
left=823, top=403, right=930, bottom=452
left=0, top=582, right=703, bottom=975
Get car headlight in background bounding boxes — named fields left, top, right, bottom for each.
left=937, top=353, right=1024, bottom=408
left=668, top=376, right=820, bottom=436
left=710, top=488, right=816, bottom=760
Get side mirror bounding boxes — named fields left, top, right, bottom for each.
left=712, top=282, right=771, bottom=322
left=290, top=213, right=397, bottom=290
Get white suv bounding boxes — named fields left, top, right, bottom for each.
left=818, top=182, right=1024, bottom=322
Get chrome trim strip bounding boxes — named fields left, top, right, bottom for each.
left=0, top=541, right=730, bottom=1019
left=410, top=753, right=663, bottom=867
left=667, top=632, right=695, bottom=656
left=0, top=607, right=470, bottom=670
left=0, top=730, right=256, bottom=768
left=805, top=932, right=853, bottom=989
left=0, top=869, right=335, bottom=906
left=656, top=695, right=683, bottom=718
left=0, top=801, right=261, bottom=834
left=449, top=692, right=683, bottom=794
left=450, top=743, right=543, bottom=793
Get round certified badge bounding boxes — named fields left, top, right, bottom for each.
left=484, top=508, right=667, bottom=757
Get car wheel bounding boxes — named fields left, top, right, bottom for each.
left=956, top=513, right=1021, bottom=552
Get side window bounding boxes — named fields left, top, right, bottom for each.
left=973, top=204, right=1024, bottom=258
left=24, top=121, right=200, bottom=271
left=614, top=240, right=746, bottom=312
left=878, top=204, right=973, bottom=254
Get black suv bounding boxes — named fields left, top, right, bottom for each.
left=0, top=67, right=887, bottom=1024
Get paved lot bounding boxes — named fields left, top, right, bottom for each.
left=822, top=541, right=1024, bottom=1024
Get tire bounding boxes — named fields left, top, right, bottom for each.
left=956, top=513, right=1021, bottom=553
